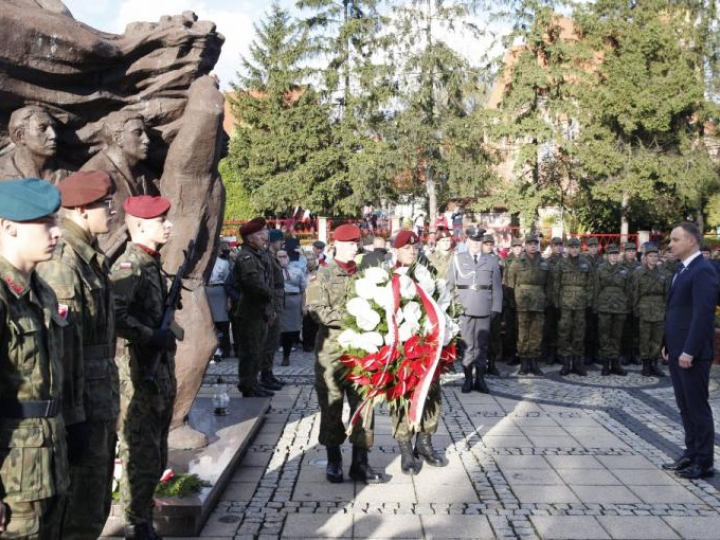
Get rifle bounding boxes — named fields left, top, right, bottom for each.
left=144, top=236, right=197, bottom=386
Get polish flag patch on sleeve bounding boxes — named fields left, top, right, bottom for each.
left=57, top=304, right=69, bottom=319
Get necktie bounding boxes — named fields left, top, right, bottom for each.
left=672, top=264, right=685, bottom=286
left=473, top=255, right=478, bottom=265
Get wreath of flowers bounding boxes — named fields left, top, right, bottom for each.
left=338, top=263, right=460, bottom=430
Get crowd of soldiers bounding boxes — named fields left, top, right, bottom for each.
left=0, top=174, right=178, bottom=540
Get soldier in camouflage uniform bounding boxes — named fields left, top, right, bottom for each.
left=584, top=237, right=603, bottom=364
left=111, top=195, right=178, bottom=540
left=502, top=238, right=523, bottom=365
left=594, top=244, right=629, bottom=376
left=260, top=229, right=285, bottom=392
left=233, top=218, right=274, bottom=398
left=37, top=171, right=118, bottom=540
left=620, top=242, right=641, bottom=365
left=426, top=229, right=454, bottom=279
left=632, top=243, right=668, bottom=377
left=541, top=237, right=563, bottom=365
left=505, top=234, right=550, bottom=376
left=306, top=224, right=382, bottom=484
left=0, top=178, right=69, bottom=539
left=553, top=238, right=591, bottom=377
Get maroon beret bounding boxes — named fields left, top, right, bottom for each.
left=123, top=195, right=171, bottom=219
left=333, top=224, right=361, bottom=242
left=59, top=170, right=113, bottom=208
left=394, top=230, right=420, bottom=249
left=240, top=217, right=267, bottom=236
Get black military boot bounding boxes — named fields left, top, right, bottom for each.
left=529, top=357, right=545, bottom=376
left=572, top=356, right=587, bottom=376
left=486, top=356, right=501, bottom=377
left=349, top=447, right=383, bottom=484
left=125, top=523, right=151, bottom=540
left=559, top=356, right=572, bottom=376
left=325, top=446, right=344, bottom=483
left=650, top=359, right=666, bottom=377
left=641, top=359, right=653, bottom=377
left=517, top=357, right=530, bottom=375
left=461, top=366, right=473, bottom=393
left=260, top=370, right=283, bottom=391
left=506, top=355, right=520, bottom=366
left=474, top=365, right=490, bottom=394
left=610, top=357, right=627, bottom=376
left=600, top=358, right=611, bottom=376
left=398, top=440, right=421, bottom=475
left=147, top=524, right=163, bottom=540
left=414, top=433, right=447, bottom=467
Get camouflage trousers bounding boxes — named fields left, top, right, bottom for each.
left=542, top=306, right=559, bottom=356
left=598, top=312, right=625, bottom=358
left=61, top=419, right=116, bottom=540
left=315, top=352, right=374, bottom=449
left=621, top=314, right=640, bottom=359
left=262, top=316, right=282, bottom=373
left=558, top=309, right=587, bottom=357
left=516, top=311, right=545, bottom=358
left=391, top=385, right=441, bottom=442
left=1, top=495, right=65, bottom=540
left=119, top=376, right=176, bottom=526
left=639, top=319, right=664, bottom=360
left=235, top=314, right=268, bottom=392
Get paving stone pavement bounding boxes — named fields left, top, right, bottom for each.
left=191, top=352, right=720, bottom=539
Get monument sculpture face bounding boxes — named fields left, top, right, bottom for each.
left=0, top=1, right=226, bottom=438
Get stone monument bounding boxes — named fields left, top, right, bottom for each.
left=0, top=0, right=226, bottom=443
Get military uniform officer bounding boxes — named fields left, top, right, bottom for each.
left=0, top=178, right=69, bottom=539
left=505, top=234, right=550, bottom=376
left=502, top=238, right=523, bottom=365
left=111, top=195, right=178, bottom=540
left=584, top=237, right=603, bottom=364
left=542, top=237, right=563, bottom=364
left=593, top=244, right=630, bottom=376
left=553, top=238, right=592, bottom=376
left=621, top=242, right=641, bottom=365
left=37, top=171, right=118, bottom=540
left=306, top=224, right=382, bottom=484
left=387, top=231, right=446, bottom=475
left=233, top=218, right=274, bottom=397
left=632, top=243, right=668, bottom=377
left=260, top=229, right=285, bottom=392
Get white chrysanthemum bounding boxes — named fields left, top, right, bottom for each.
left=347, top=297, right=372, bottom=317
left=398, top=274, right=417, bottom=300
left=372, top=282, right=395, bottom=311
left=355, top=278, right=379, bottom=301
left=364, top=267, right=389, bottom=285
left=338, top=329, right=361, bottom=349
left=356, top=309, right=381, bottom=331
left=402, top=301, right=422, bottom=325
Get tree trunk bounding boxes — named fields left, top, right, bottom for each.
left=426, top=164, right=437, bottom=222
left=620, top=192, right=629, bottom=243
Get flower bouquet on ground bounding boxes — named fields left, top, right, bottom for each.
left=338, top=264, right=460, bottom=431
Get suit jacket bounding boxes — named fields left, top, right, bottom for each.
left=664, top=253, right=719, bottom=360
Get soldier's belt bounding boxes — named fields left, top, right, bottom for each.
left=456, top=285, right=491, bottom=291
left=0, top=399, right=60, bottom=419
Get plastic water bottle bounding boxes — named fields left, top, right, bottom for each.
left=213, top=376, right=229, bottom=416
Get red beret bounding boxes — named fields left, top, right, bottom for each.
left=123, top=195, right=171, bottom=219
left=59, top=170, right=113, bottom=208
left=240, top=217, right=267, bottom=236
left=394, top=230, right=420, bottom=249
left=333, top=224, right=361, bottom=242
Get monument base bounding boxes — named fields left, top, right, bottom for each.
left=101, top=396, right=269, bottom=537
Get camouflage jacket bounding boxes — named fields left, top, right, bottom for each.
left=585, top=253, right=604, bottom=271
left=111, top=243, right=174, bottom=384
left=631, top=265, right=668, bottom=322
left=268, top=250, right=285, bottom=316
left=233, top=245, right=272, bottom=320
left=506, top=253, right=551, bottom=312
left=552, top=255, right=593, bottom=310
left=427, top=250, right=453, bottom=281
left=37, top=220, right=118, bottom=424
left=0, top=256, right=69, bottom=502
left=621, top=258, right=641, bottom=272
left=594, top=262, right=631, bottom=314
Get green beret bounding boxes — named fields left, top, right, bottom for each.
left=586, top=237, right=599, bottom=246
left=0, top=178, right=61, bottom=221
left=552, top=237, right=563, bottom=245
left=524, top=234, right=540, bottom=244
left=268, top=230, right=284, bottom=242
left=567, top=238, right=581, bottom=247
left=511, top=237, right=523, bottom=247
left=606, top=243, right=620, bottom=254
left=624, top=242, right=637, bottom=250
left=482, top=234, right=495, bottom=244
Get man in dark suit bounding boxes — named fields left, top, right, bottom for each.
left=662, top=222, right=719, bottom=479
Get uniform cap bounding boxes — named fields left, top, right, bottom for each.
left=511, top=237, right=523, bottom=247
left=643, top=242, right=658, bottom=254
left=239, top=217, right=267, bottom=236
left=59, top=170, right=113, bottom=208
left=567, top=238, right=581, bottom=247
left=586, top=237, right=599, bottom=246
left=333, top=224, right=361, bottom=242
left=624, top=242, right=637, bottom=250
left=268, top=229, right=284, bottom=242
left=123, top=195, right=171, bottom=219
left=482, top=233, right=495, bottom=244
left=524, top=233, right=540, bottom=244
left=606, top=243, right=620, bottom=254
left=465, top=226, right=486, bottom=240
left=552, top=237, right=563, bottom=245
left=394, top=230, right=420, bottom=248
left=312, top=240, right=326, bottom=250
left=0, top=178, right=61, bottom=221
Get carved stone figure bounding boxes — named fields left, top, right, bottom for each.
left=0, top=106, right=69, bottom=183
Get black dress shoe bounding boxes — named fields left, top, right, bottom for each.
left=662, top=456, right=693, bottom=471
left=676, top=463, right=714, bottom=479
